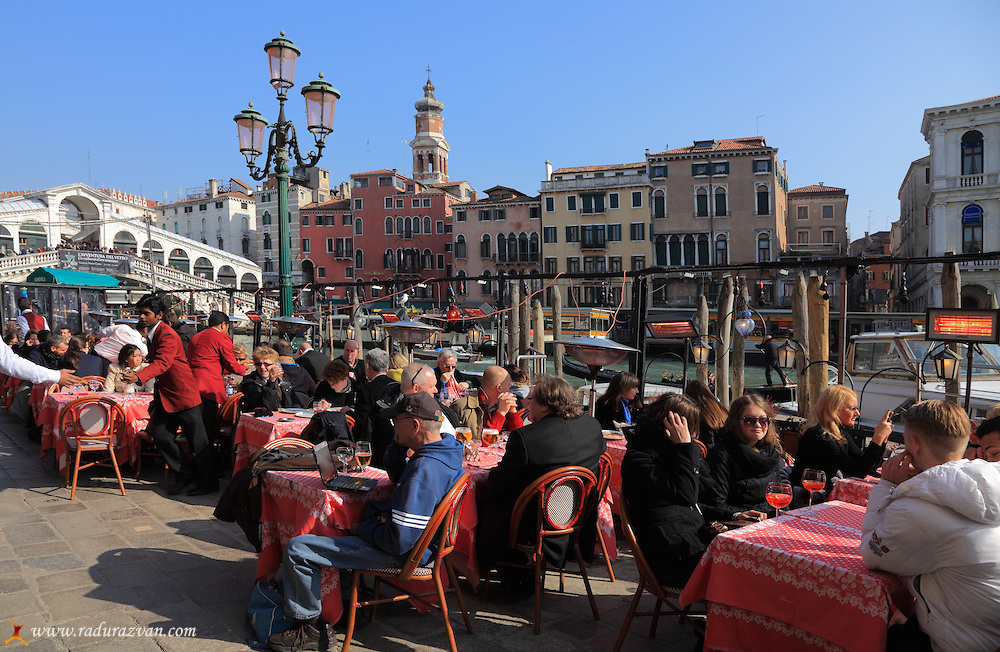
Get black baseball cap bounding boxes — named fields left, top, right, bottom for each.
left=386, top=392, right=443, bottom=422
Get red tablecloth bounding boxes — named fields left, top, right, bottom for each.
left=681, top=501, right=909, bottom=652
left=828, top=477, right=879, bottom=507
left=36, top=390, right=153, bottom=472
left=232, top=413, right=313, bottom=473
left=605, top=437, right=626, bottom=513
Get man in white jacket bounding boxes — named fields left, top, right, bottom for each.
left=860, top=399, right=1000, bottom=652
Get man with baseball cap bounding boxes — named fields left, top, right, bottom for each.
left=268, top=392, right=464, bottom=652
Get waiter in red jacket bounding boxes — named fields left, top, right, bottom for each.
left=123, top=294, right=215, bottom=496
left=187, top=311, right=246, bottom=464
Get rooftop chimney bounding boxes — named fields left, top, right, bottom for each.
left=545, top=160, right=552, bottom=181
left=209, top=179, right=218, bottom=198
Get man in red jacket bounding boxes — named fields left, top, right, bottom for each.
left=123, top=294, right=215, bottom=496
left=187, top=311, right=246, bottom=466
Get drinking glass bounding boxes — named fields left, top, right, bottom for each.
left=336, top=446, right=355, bottom=475
left=801, top=469, right=827, bottom=515
left=356, top=441, right=372, bottom=470
left=765, top=482, right=793, bottom=527
left=88, top=379, right=103, bottom=392
left=481, top=429, right=499, bottom=447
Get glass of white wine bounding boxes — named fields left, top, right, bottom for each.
left=356, top=441, right=372, bottom=471
left=336, top=446, right=354, bottom=475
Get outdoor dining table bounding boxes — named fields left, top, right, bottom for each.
left=680, top=500, right=910, bottom=652
left=828, top=476, right=879, bottom=507
left=256, top=437, right=618, bottom=627
left=232, top=412, right=313, bottom=474
left=36, top=389, right=153, bottom=472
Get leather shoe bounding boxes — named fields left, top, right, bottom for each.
left=167, top=473, right=195, bottom=495
left=187, top=480, right=219, bottom=497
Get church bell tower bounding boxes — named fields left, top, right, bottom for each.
left=410, top=71, right=450, bottom=184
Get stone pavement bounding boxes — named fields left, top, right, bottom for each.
left=0, top=408, right=702, bottom=651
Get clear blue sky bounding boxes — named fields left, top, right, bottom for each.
left=4, top=0, right=997, bottom=241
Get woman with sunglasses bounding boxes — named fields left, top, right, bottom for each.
left=789, top=385, right=891, bottom=497
left=705, top=394, right=785, bottom=522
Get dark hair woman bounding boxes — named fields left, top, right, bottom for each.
left=684, top=380, right=727, bottom=448
left=704, top=394, right=785, bottom=522
left=67, top=335, right=104, bottom=378
left=621, top=393, right=717, bottom=586
left=594, top=371, right=641, bottom=430
left=104, top=343, right=154, bottom=392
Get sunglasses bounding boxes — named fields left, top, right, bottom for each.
left=409, top=364, right=430, bottom=388
left=741, top=416, right=771, bottom=428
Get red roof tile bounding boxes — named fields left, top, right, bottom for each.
left=650, top=137, right=772, bottom=156
left=789, top=184, right=846, bottom=194
left=551, top=162, right=645, bottom=175
left=303, top=198, right=351, bottom=210
left=350, top=169, right=402, bottom=177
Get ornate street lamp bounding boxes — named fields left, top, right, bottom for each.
left=933, top=348, right=961, bottom=382
left=467, top=325, right=483, bottom=347
left=777, top=340, right=799, bottom=370
left=554, top=336, right=638, bottom=416
left=234, top=31, right=340, bottom=317
left=691, top=338, right=713, bottom=365
left=734, top=310, right=756, bottom=337
left=368, top=324, right=381, bottom=343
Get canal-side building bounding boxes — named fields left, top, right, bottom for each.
left=893, top=155, right=932, bottom=312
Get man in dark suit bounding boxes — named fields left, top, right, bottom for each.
left=187, top=311, right=246, bottom=463
left=295, top=341, right=330, bottom=384
left=478, top=374, right=606, bottom=585
left=351, top=348, right=398, bottom=466
left=124, top=294, right=215, bottom=497
left=274, top=340, right=315, bottom=406
left=338, top=339, right=365, bottom=406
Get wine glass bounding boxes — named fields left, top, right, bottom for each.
left=481, top=428, right=499, bottom=448
left=355, top=441, right=372, bottom=471
left=801, top=469, right=827, bottom=515
left=765, top=482, right=793, bottom=528
left=336, top=446, right=354, bottom=475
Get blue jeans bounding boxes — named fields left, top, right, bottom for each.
left=281, top=534, right=400, bottom=620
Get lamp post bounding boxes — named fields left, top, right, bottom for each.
left=234, top=31, right=340, bottom=317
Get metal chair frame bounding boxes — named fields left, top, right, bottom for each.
left=57, top=396, right=128, bottom=500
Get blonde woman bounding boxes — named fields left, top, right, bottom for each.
left=789, top=385, right=891, bottom=494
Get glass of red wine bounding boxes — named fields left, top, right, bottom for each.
left=801, top=468, right=827, bottom=515
left=766, top=482, right=793, bottom=530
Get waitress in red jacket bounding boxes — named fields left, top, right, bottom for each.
left=123, top=294, right=215, bottom=496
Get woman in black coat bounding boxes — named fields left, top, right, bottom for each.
left=789, top=385, right=890, bottom=497
left=705, top=394, right=785, bottom=522
left=621, top=393, right=716, bottom=587
left=594, top=371, right=641, bottom=430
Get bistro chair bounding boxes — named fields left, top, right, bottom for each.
left=216, top=391, right=243, bottom=466
left=57, top=396, right=128, bottom=500
left=486, top=466, right=600, bottom=634
left=590, top=451, right=616, bottom=582
left=612, top=498, right=705, bottom=652
left=342, top=473, right=473, bottom=652
left=76, top=375, right=105, bottom=387
left=261, top=437, right=313, bottom=451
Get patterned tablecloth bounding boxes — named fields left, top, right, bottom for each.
left=828, top=477, right=879, bottom=507
left=232, top=413, right=313, bottom=473
left=681, top=501, right=909, bottom=652
left=604, top=437, right=626, bottom=514
left=258, top=438, right=619, bottom=627
left=36, top=390, right=154, bottom=472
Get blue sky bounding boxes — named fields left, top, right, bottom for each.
left=4, top=0, right=997, bottom=240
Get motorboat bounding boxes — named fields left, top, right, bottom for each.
left=848, top=331, right=1000, bottom=423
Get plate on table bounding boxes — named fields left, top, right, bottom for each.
left=602, top=430, right=625, bottom=440
left=278, top=408, right=315, bottom=419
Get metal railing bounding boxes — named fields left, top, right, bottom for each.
left=540, top=174, right=650, bottom=192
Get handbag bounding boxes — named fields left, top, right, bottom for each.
left=245, top=579, right=295, bottom=649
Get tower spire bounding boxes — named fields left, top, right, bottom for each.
left=409, top=74, right=450, bottom=184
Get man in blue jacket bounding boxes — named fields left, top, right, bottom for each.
left=268, top=392, right=464, bottom=652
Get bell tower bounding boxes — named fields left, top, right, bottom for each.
left=410, top=70, right=450, bottom=184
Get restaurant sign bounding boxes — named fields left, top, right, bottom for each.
left=925, top=308, right=1000, bottom=344
left=59, top=250, right=134, bottom=276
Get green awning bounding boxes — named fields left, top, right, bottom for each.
left=26, top=267, right=121, bottom=288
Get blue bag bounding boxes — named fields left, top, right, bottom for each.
left=246, top=580, right=295, bottom=649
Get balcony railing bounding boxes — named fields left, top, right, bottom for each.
left=540, top=174, right=650, bottom=192
left=961, top=174, right=984, bottom=187
left=581, top=239, right=606, bottom=250
left=946, top=173, right=997, bottom=189
left=493, top=252, right=540, bottom=264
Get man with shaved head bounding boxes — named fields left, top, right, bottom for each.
left=399, top=361, right=460, bottom=435
left=452, top=365, right=523, bottom=435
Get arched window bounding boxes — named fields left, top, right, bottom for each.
left=529, top=232, right=540, bottom=258
left=422, top=249, right=433, bottom=270
left=518, top=232, right=529, bottom=258
left=653, top=190, right=665, bottom=218
left=962, top=204, right=984, bottom=253
left=263, top=234, right=272, bottom=250
left=242, top=217, right=249, bottom=232
left=455, top=235, right=467, bottom=259
left=396, top=217, right=404, bottom=236
left=756, top=185, right=770, bottom=216
left=682, top=234, right=695, bottom=264
left=496, top=233, right=506, bottom=261
left=242, top=237, right=250, bottom=255
left=668, top=235, right=681, bottom=266
left=173, top=222, right=179, bottom=234
left=385, top=217, right=393, bottom=235
left=354, top=218, right=363, bottom=236
left=413, top=216, right=420, bottom=235
left=714, top=187, right=727, bottom=216
left=757, top=232, right=771, bottom=262
left=697, top=234, right=709, bottom=265
left=696, top=188, right=708, bottom=217
left=481, top=270, right=492, bottom=295
left=404, top=218, right=413, bottom=239
left=962, top=131, right=984, bottom=176
left=423, top=216, right=431, bottom=234
left=480, top=234, right=491, bottom=258
left=262, top=212, right=271, bottom=226
left=715, top=234, right=728, bottom=265
left=508, top=232, right=518, bottom=261
left=355, top=250, right=363, bottom=270
left=457, top=270, right=467, bottom=295
left=654, top=235, right=667, bottom=266
left=371, top=278, right=381, bottom=299
left=384, top=248, right=394, bottom=269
